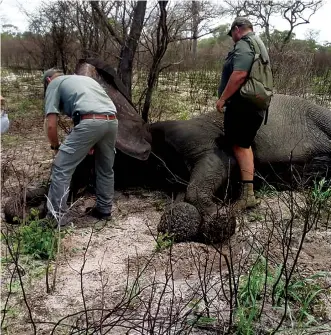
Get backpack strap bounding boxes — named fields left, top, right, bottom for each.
left=243, top=34, right=272, bottom=124
left=250, top=35, right=271, bottom=124
left=245, top=34, right=270, bottom=64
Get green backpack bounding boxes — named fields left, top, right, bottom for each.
left=240, top=34, right=273, bottom=121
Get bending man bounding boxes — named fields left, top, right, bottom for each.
left=43, top=69, right=118, bottom=225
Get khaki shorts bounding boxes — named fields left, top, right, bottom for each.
left=224, top=98, right=265, bottom=148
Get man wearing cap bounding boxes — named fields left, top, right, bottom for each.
left=43, top=69, right=118, bottom=225
left=216, top=17, right=271, bottom=211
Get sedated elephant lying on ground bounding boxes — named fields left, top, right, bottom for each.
left=4, top=59, right=331, bottom=244
left=151, top=94, right=331, bottom=242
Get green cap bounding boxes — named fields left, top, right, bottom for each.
left=42, top=68, right=64, bottom=84
left=227, top=17, right=253, bottom=36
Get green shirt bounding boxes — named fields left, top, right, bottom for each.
left=44, top=75, right=117, bottom=117
left=218, top=32, right=255, bottom=98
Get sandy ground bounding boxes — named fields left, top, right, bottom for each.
left=1, top=134, right=331, bottom=335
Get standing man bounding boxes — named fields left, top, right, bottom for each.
left=43, top=69, right=118, bottom=225
left=216, top=17, right=272, bottom=211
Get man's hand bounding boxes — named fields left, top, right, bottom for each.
left=217, top=71, right=248, bottom=112
left=216, top=98, right=226, bottom=112
left=51, top=143, right=60, bottom=155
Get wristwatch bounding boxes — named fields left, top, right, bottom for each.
left=50, top=144, right=60, bottom=150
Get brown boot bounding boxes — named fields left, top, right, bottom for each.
left=232, top=182, right=260, bottom=213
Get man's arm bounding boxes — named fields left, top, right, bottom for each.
left=216, top=39, right=254, bottom=111
left=220, top=71, right=248, bottom=101
left=44, top=80, right=61, bottom=149
left=216, top=71, right=248, bottom=111
left=45, top=113, right=60, bottom=149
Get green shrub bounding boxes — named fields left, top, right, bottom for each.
left=154, top=232, right=174, bottom=252
left=311, top=177, right=331, bottom=208
left=272, top=270, right=328, bottom=325
left=236, top=256, right=268, bottom=334
left=235, top=256, right=328, bottom=333
left=9, top=209, right=64, bottom=260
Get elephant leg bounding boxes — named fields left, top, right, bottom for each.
left=185, top=150, right=235, bottom=216
left=175, top=192, right=186, bottom=203
left=158, top=151, right=237, bottom=244
left=184, top=151, right=237, bottom=243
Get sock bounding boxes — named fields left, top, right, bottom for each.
left=241, top=181, right=254, bottom=196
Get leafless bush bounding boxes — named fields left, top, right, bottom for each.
left=271, top=49, right=315, bottom=96
left=2, top=156, right=331, bottom=334
left=1, top=55, right=331, bottom=335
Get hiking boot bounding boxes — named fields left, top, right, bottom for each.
left=231, top=182, right=260, bottom=213
left=40, top=215, right=57, bottom=229
left=85, top=207, right=111, bottom=220
left=44, top=212, right=74, bottom=228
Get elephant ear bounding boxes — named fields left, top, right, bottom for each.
left=75, top=58, right=151, bottom=161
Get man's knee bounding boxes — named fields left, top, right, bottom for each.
left=233, top=145, right=252, bottom=158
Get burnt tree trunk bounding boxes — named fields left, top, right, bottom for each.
left=91, top=1, right=147, bottom=100
left=141, top=1, right=169, bottom=123
left=118, top=1, right=147, bottom=99
left=191, top=1, right=200, bottom=62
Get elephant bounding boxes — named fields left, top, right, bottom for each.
left=4, top=58, right=331, bottom=244
left=150, top=94, right=331, bottom=208
left=150, top=95, right=331, bottom=242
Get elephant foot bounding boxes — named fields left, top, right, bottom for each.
left=158, top=202, right=237, bottom=244
left=4, top=183, right=49, bottom=224
left=202, top=203, right=223, bottom=218
left=158, top=202, right=201, bottom=242
left=174, top=192, right=186, bottom=203
left=200, top=206, right=237, bottom=244
left=4, top=198, right=47, bottom=224
left=25, top=184, right=49, bottom=205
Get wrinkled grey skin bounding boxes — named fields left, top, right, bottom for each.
left=151, top=94, right=331, bottom=213
left=152, top=94, right=331, bottom=242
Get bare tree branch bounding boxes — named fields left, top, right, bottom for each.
left=90, top=1, right=123, bottom=46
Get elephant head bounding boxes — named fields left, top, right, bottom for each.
left=75, top=58, right=152, bottom=160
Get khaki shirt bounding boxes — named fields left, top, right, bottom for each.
left=218, top=32, right=255, bottom=98
left=44, top=75, right=117, bottom=117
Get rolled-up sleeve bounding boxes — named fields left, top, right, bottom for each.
left=44, top=81, right=60, bottom=115
left=233, top=40, right=254, bottom=72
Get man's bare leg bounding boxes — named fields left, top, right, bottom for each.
left=233, top=145, right=254, bottom=180
left=232, top=144, right=260, bottom=210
